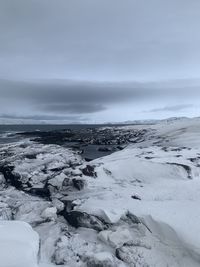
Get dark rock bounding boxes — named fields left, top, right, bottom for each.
left=116, top=146, right=124, bottom=150
left=98, top=147, right=112, bottom=152
left=62, top=178, right=72, bottom=187
left=0, top=165, right=23, bottom=190
left=126, top=212, right=152, bottom=233
left=61, top=199, right=77, bottom=213
left=85, top=158, right=93, bottom=162
left=115, top=247, right=124, bottom=262
left=131, top=195, right=141, bottom=200
left=103, top=168, right=112, bottom=176
left=50, top=166, right=66, bottom=172
left=72, top=178, right=85, bottom=191
left=86, top=256, right=115, bottom=267
left=63, top=211, right=108, bottom=232
left=126, top=212, right=141, bottom=224
left=25, top=154, right=37, bottom=159
left=188, top=158, right=197, bottom=163
left=144, top=156, right=154, bottom=160
left=17, top=130, right=75, bottom=145
left=28, top=187, right=51, bottom=200
left=82, top=165, right=97, bottom=177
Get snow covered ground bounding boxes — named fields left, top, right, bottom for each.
left=0, top=221, right=39, bottom=267
left=1, top=117, right=200, bottom=266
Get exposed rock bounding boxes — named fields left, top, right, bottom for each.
left=0, top=203, right=13, bottom=220
left=82, top=165, right=97, bottom=177
left=116, top=242, right=151, bottom=266
left=0, top=174, right=6, bottom=188
left=25, top=154, right=37, bottom=159
left=41, top=207, right=57, bottom=221
left=125, top=212, right=152, bottom=233
left=131, top=194, right=141, bottom=200
left=125, top=212, right=141, bottom=224
left=48, top=173, right=66, bottom=190
left=98, top=147, right=112, bottom=152
left=116, top=146, right=124, bottom=150
left=85, top=158, right=93, bottom=162
left=63, top=210, right=109, bottom=231
left=72, top=178, right=85, bottom=191
left=0, top=165, right=23, bottom=190
left=61, top=199, right=77, bottom=213
left=52, top=198, right=65, bottom=212
left=28, top=186, right=51, bottom=200
left=85, top=252, right=116, bottom=267
left=62, top=177, right=72, bottom=187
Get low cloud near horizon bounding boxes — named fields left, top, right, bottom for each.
left=0, top=78, right=200, bottom=123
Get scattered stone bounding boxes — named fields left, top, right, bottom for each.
left=131, top=194, right=141, bottom=200
left=82, top=165, right=97, bottom=177
left=72, top=178, right=85, bottom=191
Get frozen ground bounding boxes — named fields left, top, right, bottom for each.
left=0, top=221, right=39, bottom=267
left=1, top=117, right=200, bottom=266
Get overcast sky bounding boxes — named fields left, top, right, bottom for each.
left=0, top=0, right=200, bottom=123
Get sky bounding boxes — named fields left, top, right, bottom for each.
left=0, top=0, right=200, bottom=123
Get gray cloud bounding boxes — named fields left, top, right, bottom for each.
left=41, top=103, right=106, bottom=114
left=148, top=104, right=194, bottom=113
left=1, top=0, right=200, bottom=81
left=0, top=79, right=143, bottom=104
left=0, top=114, right=84, bottom=121
left=0, top=78, right=200, bottom=122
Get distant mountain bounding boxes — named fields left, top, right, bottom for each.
left=106, top=117, right=190, bottom=125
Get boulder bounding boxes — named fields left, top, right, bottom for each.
left=63, top=210, right=108, bottom=231
left=85, top=252, right=116, bottom=267
left=28, top=186, right=51, bottom=200
left=41, top=207, right=57, bottom=221
left=0, top=165, right=23, bottom=190
left=82, top=165, right=97, bottom=177
left=72, top=178, right=85, bottom=191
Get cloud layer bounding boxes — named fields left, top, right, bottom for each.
left=0, top=0, right=200, bottom=122
left=1, top=0, right=200, bottom=81
left=0, top=78, right=199, bottom=122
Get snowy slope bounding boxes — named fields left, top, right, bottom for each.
left=0, top=221, right=39, bottom=267
left=1, top=117, right=200, bottom=266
